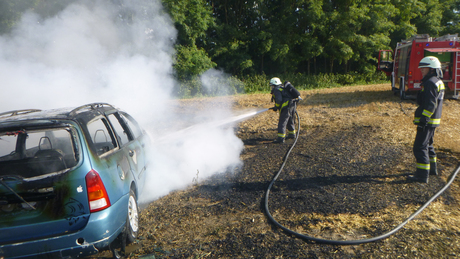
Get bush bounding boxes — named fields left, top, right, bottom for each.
left=174, top=71, right=389, bottom=97
left=239, top=74, right=270, bottom=93
left=241, top=72, right=389, bottom=93
left=175, top=71, right=244, bottom=98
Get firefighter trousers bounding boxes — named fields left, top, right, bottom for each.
left=413, top=127, right=436, bottom=171
left=277, top=102, right=296, bottom=138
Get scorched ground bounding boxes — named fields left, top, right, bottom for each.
left=94, top=84, right=460, bottom=258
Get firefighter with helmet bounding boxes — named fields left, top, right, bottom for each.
left=409, top=56, right=445, bottom=183
left=270, top=77, right=301, bottom=143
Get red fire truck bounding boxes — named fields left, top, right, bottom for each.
left=378, top=34, right=460, bottom=100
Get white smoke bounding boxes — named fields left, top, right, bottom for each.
left=0, top=0, right=244, bottom=204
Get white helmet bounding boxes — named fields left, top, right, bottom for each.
left=270, top=77, right=282, bottom=86
left=418, top=56, right=441, bottom=69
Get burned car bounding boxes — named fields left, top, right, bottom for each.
left=0, top=103, right=148, bottom=258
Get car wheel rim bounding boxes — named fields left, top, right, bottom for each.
left=128, top=195, right=139, bottom=233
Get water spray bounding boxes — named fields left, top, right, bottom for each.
left=154, top=108, right=271, bottom=143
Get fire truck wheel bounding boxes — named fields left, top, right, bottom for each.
left=399, top=87, right=406, bottom=100
left=391, top=73, right=397, bottom=94
left=399, top=78, right=406, bottom=100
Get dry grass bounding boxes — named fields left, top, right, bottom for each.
left=94, top=83, right=460, bottom=258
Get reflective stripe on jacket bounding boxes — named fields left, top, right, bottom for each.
left=272, top=86, right=292, bottom=112
left=414, top=74, right=444, bottom=127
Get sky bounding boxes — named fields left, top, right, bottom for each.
left=0, top=0, right=247, bottom=204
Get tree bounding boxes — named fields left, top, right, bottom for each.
left=206, top=0, right=263, bottom=75
left=0, top=0, right=78, bottom=34
left=389, top=0, right=424, bottom=47
left=263, top=0, right=325, bottom=74
left=439, top=0, right=460, bottom=35
left=0, top=0, right=37, bottom=34
left=3, top=0, right=460, bottom=80
left=162, top=0, right=216, bottom=78
left=412, top=0, right=444, bottom=36
left=174, top=44, right=216, bottom=80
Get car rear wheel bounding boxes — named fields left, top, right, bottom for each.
left=126, top=189, right=139, bottom=243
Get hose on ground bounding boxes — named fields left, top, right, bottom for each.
left=264, top=104, right=460, bottom=245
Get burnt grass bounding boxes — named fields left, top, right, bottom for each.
left=94, top=84, right=460, bottom=258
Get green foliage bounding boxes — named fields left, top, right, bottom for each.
left=440, top=0, right=460, bottom=35
left=240, top=74, right=271, bottom=93
left=174, top=70, right=400, bottom=98
left=163, top=0, right=216, bottom=80
left=175, top=73, right=244, bottom=98
left=230, top=72, right=389, bottom=96
left=162, top=0, right=214, bottom=46
left=2, top=0, right=460, bottom=97
left=0, top=0, right=77, bottom=34
left=174, top=45, right=216, bottom=80
left=274, top=72, right=388, bottom=91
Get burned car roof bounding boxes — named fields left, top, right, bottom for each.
left=0, top=103, right=120, bottom=127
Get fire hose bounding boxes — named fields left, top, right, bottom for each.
left=264, top=102, right=460, bottom=245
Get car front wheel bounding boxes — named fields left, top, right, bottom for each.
left=126, top=189, right=139, bottom=243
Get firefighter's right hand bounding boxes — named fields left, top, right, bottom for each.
left=271, top=106, right=278, bottom=112
left=293, top=97, right=302, bottom=103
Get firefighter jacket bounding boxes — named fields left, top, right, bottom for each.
left=271, top=86, right=291, bottom=111
left=271, top=82, right=300, bottom=111
left=413, top=73, right=445, bottom=127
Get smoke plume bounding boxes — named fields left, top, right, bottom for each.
left=0, top=0, right=244, bottom=204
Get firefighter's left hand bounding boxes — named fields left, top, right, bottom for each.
left=418, top=116, right=429, bottom=131
left=419, top=116, right=429, bottom=127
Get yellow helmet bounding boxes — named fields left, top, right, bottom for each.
left=269, top=77, right=282, bottom=86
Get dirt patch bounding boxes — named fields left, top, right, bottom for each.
left=94, top=84, right=460, bottom=258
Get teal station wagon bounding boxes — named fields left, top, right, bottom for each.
left=0, top=103, right=149, bottom=258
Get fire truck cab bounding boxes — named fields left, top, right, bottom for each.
left=378, top=34, right=460, bottom=100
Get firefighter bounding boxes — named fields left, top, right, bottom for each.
left=409, top=56, right=445, bottom=183
left=270, top=77, right=301, bottom=143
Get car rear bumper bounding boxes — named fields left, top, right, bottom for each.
left=0, top=194, right=128, bottom=259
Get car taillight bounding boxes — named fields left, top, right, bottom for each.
left=85, top=170, right=111, bottom=212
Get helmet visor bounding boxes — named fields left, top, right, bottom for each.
left=418, top=62, right=431, bottom=67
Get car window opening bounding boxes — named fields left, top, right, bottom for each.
left=0, top=127, right=80, bottom=178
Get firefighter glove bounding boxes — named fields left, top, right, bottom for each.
left=271, top=106, right=278, bottom=112
left=419, top=116, right=429, bottom=126
left=418, top=116, right=429, bottom=131
left=293, top=97, right=302, bottom=103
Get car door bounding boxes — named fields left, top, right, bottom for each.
left=106, top=112, right=146, bottom=195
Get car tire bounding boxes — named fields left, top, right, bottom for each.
left=126, top=188, right=139, bottom=243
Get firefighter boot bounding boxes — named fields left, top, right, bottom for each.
left=273, top=137, right=285, bottom=144
left=407, top=168, right=429, bottom=183
left=430, top=162, right=438, bottom=176
left=286, top=134, right=296, bottom=140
